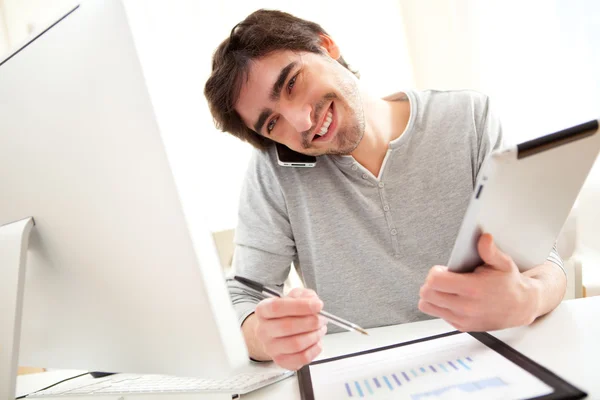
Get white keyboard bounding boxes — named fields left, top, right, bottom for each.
left=28, top=370, right=294, bottom=397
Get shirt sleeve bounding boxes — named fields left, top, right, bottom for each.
left=226, top=148, right=297, bottom=326
left=474, top=93, right=504, bottom=183
left=547, top=243, right=567, bottom=278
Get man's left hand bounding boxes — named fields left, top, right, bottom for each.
left=418, top=233, right=541, bottom=332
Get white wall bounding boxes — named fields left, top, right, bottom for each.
left=1, top=0, right=78, bottom=50
left=399, top=0, right=479, bottom=91
left=401, top=0, right=600, bottom=142
left=0, top=1, right=9, bottom=56
left=469, top=0, right=600, bottom=144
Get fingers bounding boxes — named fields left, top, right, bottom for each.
left=256, top=296, right=323, bottom=319
left=269, top=325, right=327, bottom=356
left=477, top=233, right=515, bottom=272
left=420, top=286, right=462, bottom=311
left=272, top=338, right=325, bottom=371
left=261, top=314, right=327, bottom=338
left=420, top=285, right=482, bottom=319
left=423, top=266, right=475, bottom=296
left=253, top=291, right=327, bottom=370
left=418, top=299, right=462, bottom=327
left=419, top=298, right=505, bottom=333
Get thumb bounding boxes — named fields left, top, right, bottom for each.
left=477, top=233, right=516, bottom=272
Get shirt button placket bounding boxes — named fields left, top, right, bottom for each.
left=378, top=181, right=399, bottom=257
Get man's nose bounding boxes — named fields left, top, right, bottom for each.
left=284, top=103, right=312, bottom=133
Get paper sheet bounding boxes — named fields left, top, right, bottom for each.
left=308, top=332, right=553, bottom=399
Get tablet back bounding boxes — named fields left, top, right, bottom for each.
left=448, top=119, right=600, bottom=272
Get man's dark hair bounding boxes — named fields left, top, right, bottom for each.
left=204, top=9, right=358, bottom=150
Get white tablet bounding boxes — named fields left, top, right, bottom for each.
left=448, top=119, right=600, bottom=273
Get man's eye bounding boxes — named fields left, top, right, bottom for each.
left=287, top=74, right=297, bottom=94
left=267, top=117, right=278, bottom=134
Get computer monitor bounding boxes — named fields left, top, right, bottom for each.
left=0, top=0, right=248, bottom=395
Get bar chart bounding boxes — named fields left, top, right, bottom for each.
left=411, top=377, right=507, bottom=399
left=308, top=332, right=553, bottom=400
left=342, top=355, right=480, bottom=398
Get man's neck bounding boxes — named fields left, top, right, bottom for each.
left=351, top=92, right=410, bottom=177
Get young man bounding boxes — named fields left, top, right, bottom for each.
left=204, top=10, right=566, bottom=371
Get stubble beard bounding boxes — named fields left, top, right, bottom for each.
left=301, top=77, right=365, bottom=156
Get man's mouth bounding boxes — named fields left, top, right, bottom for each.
left=312, top=103, right=335, bottom=142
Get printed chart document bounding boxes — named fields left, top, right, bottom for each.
left=298, top=331, right=586, bottom=400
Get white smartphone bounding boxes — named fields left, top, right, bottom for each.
left=276, top=143, right=317, bottom=167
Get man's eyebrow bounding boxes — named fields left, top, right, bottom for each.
left=253, top=61, right=297, bottom=134
left=254, top=108, right=272, bottom=134
left=270, top=61, right=297, bottom=101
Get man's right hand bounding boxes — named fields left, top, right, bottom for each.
left=241, top=288, right=327, bottom=371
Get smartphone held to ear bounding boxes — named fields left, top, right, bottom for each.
left=276, top=143, right=317, bottom=167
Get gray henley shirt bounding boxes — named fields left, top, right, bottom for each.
left=227, top=89, right=563, bottom=333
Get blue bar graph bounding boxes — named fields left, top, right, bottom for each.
left=410, top=377, right=507, bottom=399
left=457, top=359, right=471, bottom=370
left=345, top=382, right=352, bottom=397
left=355, top=381, right=364, bottom=397
left=383, top=376, right=394, bottom=390
left=364, top=379, right=374, bottom=395
left=343, top=355, right=478, bottom=398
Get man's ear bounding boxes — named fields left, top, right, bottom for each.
left=319, top=34, right=341, bottom=60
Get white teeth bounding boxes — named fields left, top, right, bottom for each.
left=316, top=110, right=333, bottom=137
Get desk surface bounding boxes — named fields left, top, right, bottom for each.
left=17, top=297, right=600, bottom=398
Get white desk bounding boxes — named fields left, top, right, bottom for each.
left=18, top=297, right=600, bottom=398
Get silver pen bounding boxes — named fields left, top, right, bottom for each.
left=234, top=275, right=369, bottom=336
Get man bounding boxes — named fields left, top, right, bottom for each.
left=204, top=9, right=566, bottom=371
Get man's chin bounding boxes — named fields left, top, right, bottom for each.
left=303, top=131, right=362, bottom=156
left=332, top=138, right=362, bottom=156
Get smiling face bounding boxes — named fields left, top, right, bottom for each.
left=235, top=43, right=365, bottom=156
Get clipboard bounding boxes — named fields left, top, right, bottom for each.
left=298, top=331, right=587, bottom=399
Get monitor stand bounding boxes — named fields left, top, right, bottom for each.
left=0, top=217, right=35, bottom=400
